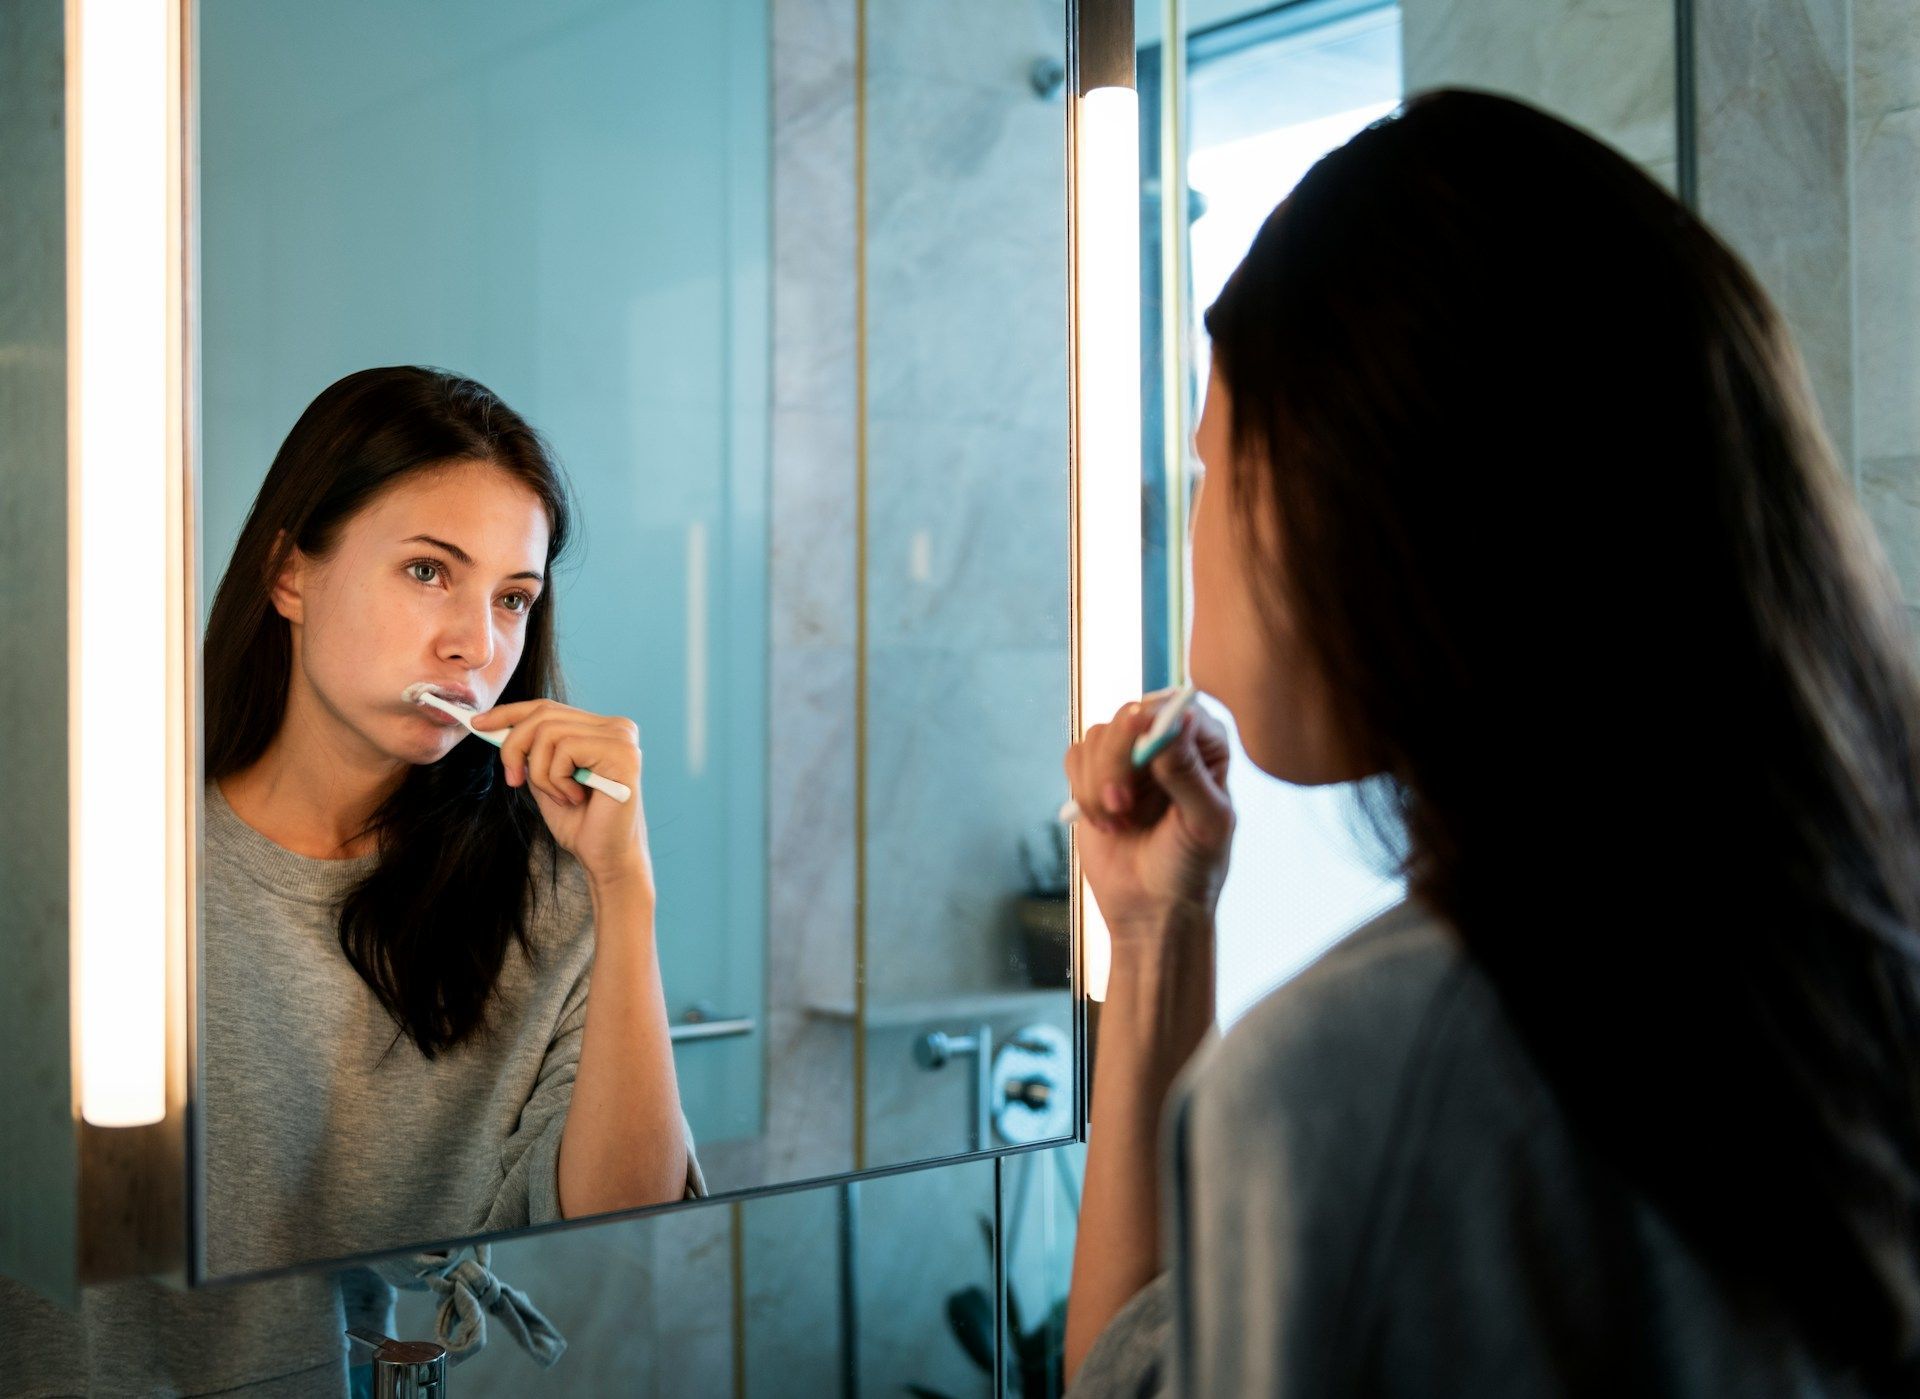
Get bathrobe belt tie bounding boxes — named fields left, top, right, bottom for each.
left=373, top=1243, right=567, bottom=1368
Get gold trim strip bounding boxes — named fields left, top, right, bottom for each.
left=852, top=0, right=869, bottom=1174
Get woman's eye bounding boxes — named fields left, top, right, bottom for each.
left=408, top=561, right=441, bottom=585
left=501, top=592, right=532, bottom=614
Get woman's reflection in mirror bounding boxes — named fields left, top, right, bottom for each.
left=200, top=366, right=705, bottom=1290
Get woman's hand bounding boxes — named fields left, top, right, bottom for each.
left=1064, top=691, right=1235, bottom=946
left=472, top=699, right=654, bottom=898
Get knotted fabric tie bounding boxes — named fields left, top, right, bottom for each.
left=373, top=1243, right=567, bottom=1368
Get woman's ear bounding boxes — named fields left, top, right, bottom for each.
left=266, top=528, right=305, bottom=625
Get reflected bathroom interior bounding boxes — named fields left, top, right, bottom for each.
left=195, top=0, right=1077, bottom=1282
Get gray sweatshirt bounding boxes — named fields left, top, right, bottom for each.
left=0, top=780, right=704, bottom=1396
left=1070, top=898, right=1864, bottom=1397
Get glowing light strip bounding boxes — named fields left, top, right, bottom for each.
left=1075, top=85, right=1143, bottom=1004
left=70, top=0, right=172, bottom=1127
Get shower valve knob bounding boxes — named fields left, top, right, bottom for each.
left=1006, top=1077, right=1051, bottom=1109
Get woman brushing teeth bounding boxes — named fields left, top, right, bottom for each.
left=199, top=365, right=703, bottom=1309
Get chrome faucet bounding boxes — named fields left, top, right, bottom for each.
left=346, top=1328, right=448, bottom=1398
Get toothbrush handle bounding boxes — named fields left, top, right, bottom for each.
left=574, top=767, right=632, bottom=804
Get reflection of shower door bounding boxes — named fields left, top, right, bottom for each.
left=553, top=0, right=770, bottom=1147
left=197, top=0, right=772, bottom=1144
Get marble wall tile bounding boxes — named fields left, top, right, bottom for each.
left=771, top=408, right=859, bottom=649
left=1853, top=105, right=1920, bottom=466
left=643, top=1205, right=738, bottom=1388
left=864, top=65, right=1068, bottom=437
left=1861, top=456, right=1920, bottom=605
left=855, top=1161, right=997, bottom=1398
left=1697, top=0, right=1856, bottom=465
left=1850, top=0, right=1920, bottom=599
left=1851, top=0, right=1920, bottom=117
left=775, top=0, right=857, bottom=69
left=761, top=1005, right=856, bottom=1181
left=866, top=412, right=1069, bottom=653
left=773, top=13, right=858, bottom=415
left=866, top=0, right=1065, bottom=87
left=865, top=645, right=1071, bottom=1004
left=1401, top=0, right=1678, bottom=172
left=768, top=645, right=859, bottom=1012
left=755, top=638, right=858, bottom=1188
left=769, top=0, right=861, bottom=1199
left=741, top=1187, right=846, bottom=1397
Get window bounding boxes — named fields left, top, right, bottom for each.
left=1147, top=0, right=1407, bottom=1027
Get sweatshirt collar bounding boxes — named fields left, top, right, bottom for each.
left=204, top=778, right=380, bottom=906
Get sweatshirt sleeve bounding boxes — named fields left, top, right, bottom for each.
left=489, top=952, right=711, bottom=1227
left=1067, top=1271, right=1174, bottom=1397
left=486, top=957, right=591, bottom=1231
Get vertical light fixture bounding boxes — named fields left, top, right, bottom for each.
left=1072, top=0, right=1142, bottom=1004
left=68, top=0, right=181, bottom=1128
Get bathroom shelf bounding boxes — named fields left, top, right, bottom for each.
left=803, top=986, right=1069, bottom=1029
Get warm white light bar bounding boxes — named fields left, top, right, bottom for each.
left=1075, top=85, right=1144, bottom=1004
left=70, top=0, right=172, bottom=1127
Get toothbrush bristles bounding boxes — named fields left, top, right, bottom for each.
left=402, top=682, right=469, bottom=711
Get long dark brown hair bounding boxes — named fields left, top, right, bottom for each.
left=205, top=365, right=574, bottom=1058
left=1206, top=89, right=1920, bottom=1379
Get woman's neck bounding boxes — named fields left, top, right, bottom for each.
left=219, top=682, right=404, bottom=860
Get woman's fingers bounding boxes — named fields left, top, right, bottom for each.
left=513, top=718, right=575, bottom=806
left=488, top=703, right=639, bottom=808
left=1146, top=709, right=1233, bottom=844
left=481, top=698, right=554, bottom=791
left=1065, top=703, right=1158, bottom=832
left=532, top=722, right=635, bottom=806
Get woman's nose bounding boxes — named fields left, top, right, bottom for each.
left=439, top=598, right=495, bottom=671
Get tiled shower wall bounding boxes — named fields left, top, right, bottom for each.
left=1694, top=0, right=1919, bottom=615
left=1847, top=0, right=1920, bottom=621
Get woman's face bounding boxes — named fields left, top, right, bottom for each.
left=1188, top=364, right=1358, bottom=785
left=270, top=460, right=551, bottom=768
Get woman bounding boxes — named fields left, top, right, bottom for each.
left=1063, top=90, right=1920, bottom=1394
left=202, top=364, right=703, bottom=1270
left=8, top=366, right=704, bottom=1393
left=0, top=365, right=703, bottom=1395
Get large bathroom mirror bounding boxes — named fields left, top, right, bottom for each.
left=192, top=0, right=1076, bottom=1282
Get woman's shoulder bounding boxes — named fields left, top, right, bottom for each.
left=1166, top=895, right=1524, bottom=1202
left=1190, top=898, right=1468, bottom=1111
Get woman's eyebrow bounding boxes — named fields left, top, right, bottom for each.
left=400, top=533, right=544, bottom=583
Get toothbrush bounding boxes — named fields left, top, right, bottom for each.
left=1057, top=682, right=1200, bottom=826
left=402, top=683, right=633, bottom=804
